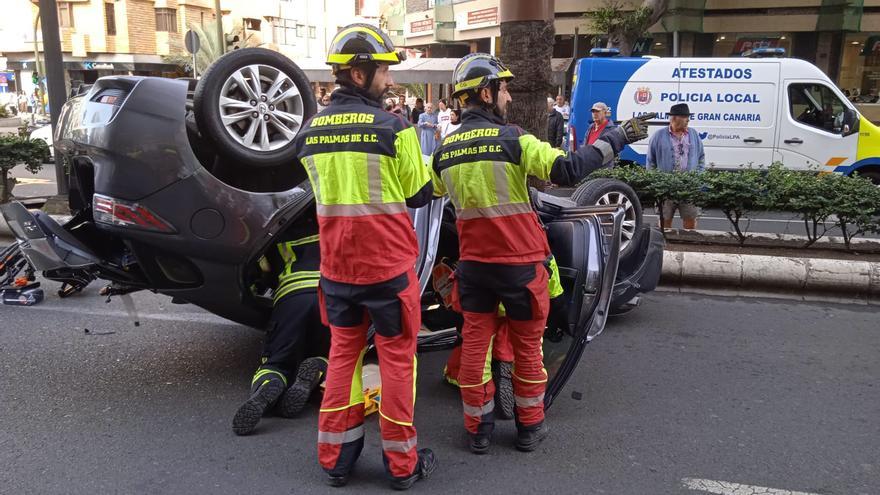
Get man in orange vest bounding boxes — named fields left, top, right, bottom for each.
left=431, top=53, right=651, bottom=454
left=292, top=24, right=435, bottom=490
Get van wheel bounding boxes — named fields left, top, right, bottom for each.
left=194, top=48, right=316, bottom=168
left=859, top=170, right=880, bottom=185
left=571, top=178, right=643, bottom=259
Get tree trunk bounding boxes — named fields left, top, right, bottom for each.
left=499, top=1, right=555, bottom=140
left=0, top=170, right=14, bottom=204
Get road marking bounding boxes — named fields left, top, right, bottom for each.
left=7, top=303, right=243, bottom=327
left=682, top=477, right=822, bottom=495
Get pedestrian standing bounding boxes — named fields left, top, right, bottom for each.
left=440, top=108, right=461, bottom=140
left=397, top=94, right=411, bottom=120
left=431, top=52, right=651, bottom=455
left=547, top=99, right=564, bottom=148
left=417, top=102, right=438, bottom=154
left=585, top=102, right=616, bottom=145
left=296, top=23, right=436, bottom=490
left=410, top=97, right=424, bottom=125
left=436, top=98, right=451, bottom=141
left=646, top=103, right=705, bottom=230
left=554, top=95, right=571, bottom=149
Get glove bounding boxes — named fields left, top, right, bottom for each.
left=618, top=113, right=656, bottom=143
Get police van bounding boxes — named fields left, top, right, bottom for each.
left=568, top=50, right=880, bottom=184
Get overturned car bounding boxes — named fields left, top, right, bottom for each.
left=1, top=49, right=663, bottom=408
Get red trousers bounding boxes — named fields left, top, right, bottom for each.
left=317, top=269, right=421, bottom=480
left=453, top=261, right=549, bottom=434
left=444, top=317, right=513, bottom=386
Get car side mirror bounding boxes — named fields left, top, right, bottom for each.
left=843, top=108, right=859, bottom=136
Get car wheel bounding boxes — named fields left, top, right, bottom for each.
left=570, top=178, right=643, bottom=259
left=194, top=48, right=316, bottom=168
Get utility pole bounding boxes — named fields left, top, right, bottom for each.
left=214, top=0, right=225, bottom=55
left=37, top=0, right=69, bottom=195
left=32, top=12, right=43, bottom=125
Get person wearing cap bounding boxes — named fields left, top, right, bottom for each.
left=430, top=52, right=653, bottom=456
left=586, top=102, right=616, bottom=146
left=646, top=103, right=705, bottom=230
left=292, top=23, right=436, bottom=490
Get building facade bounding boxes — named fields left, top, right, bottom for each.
left=0, top=0, right=379, bottom=96
left=380, top=0, right=880, bottom=98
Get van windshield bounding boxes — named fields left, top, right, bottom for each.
left=788, top=83, right=847, bottom=134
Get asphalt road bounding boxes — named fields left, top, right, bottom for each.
left=1, top=281, right=877, bottom=494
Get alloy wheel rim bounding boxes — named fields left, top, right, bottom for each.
left=595, top=191, right=636, bottom=252
left=218, top=64, right=304, bottom=151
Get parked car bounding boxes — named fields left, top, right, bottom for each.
left=29, top=124, right=53, bottom=161
left=1, top=49, right=662, bottom=408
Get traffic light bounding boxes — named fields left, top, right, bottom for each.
left=225, top=34, right=240, bottom=51
left=31, top=72, right=39, bottom=85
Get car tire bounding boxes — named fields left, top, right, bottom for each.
left=859, top=170, right=880, bottom=185
left=570, top=178, right=644, bottom=260
left=194, top=48, right=316, bottom=168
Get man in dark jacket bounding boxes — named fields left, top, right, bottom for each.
left=547, top=99, right=565, bottom=148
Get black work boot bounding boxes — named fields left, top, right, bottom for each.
left=389, top=448, right=437, bottom=491
left=468, top=419, right=494, bottom=455
left=232, top=373, right=286, bottom=436
left=279, top=357, right=328, bottom=418
left=515, top=421, right=550, bottom=452
left=326, top=474, right=349, bottom=488
left=492, top=360, right=514, bottom=420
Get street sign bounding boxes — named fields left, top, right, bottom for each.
left=185, top=30, right=201, bottom=54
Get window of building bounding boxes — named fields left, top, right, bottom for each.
left=200, top=11, right=205, bottom=26
left=297, top=24, right=305, bottom=37
left=155, top=8, right=178, bottom=33
left=104, top=2, right=116, bottom=35
left=244, top=18, right=261, bottom=31
left=309, top=26, right=316, bottom=39
left=788, top=83, right=847, bottom=134
left=354, top=0, right=364, bottom=15
left=272, top=18, right=296, bottom=46
left=58, top=2, right=74, bottom=28
left=428, top=0, right=436, bottom=7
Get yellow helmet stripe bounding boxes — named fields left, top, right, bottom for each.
left=332, top=26, right=385, bottom=46
left=327, top=52, right=401, bottom=65
left=327, top=53, right=355, bottom=64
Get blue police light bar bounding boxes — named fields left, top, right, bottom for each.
left=742, top=47, right=786, bottom=58
left=590, top=47, right=621, bottom=57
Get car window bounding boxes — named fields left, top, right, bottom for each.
left=788, top=83, right=846, bottom=134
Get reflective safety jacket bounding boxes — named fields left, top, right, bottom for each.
left=294, top=87, right=433, bottom=285
left=263, top=216, right=321, bottom=304
left=431, top=107, right=619, bottom=264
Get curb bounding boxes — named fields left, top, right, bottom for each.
left=665, top=228, right=880, bottom=253
left=661, top=249, right=880, bottom=305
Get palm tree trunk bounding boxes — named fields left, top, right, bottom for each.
left=499, top=0, right=555, bottom=141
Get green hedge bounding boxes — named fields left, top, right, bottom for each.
left=588, top=163, right=880, bottom=249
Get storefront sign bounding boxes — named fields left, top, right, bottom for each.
left=410, top=18, right=433, bottom=34
left=83, top=62, right=114, bottom=70
left=733, top=38, right=780, bottom=55
left=468, top=7, right=498, bottom=26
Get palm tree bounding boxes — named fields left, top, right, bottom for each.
left=498, top=0, right=555, bottom=140
left=163, top=21, right=261, bottom=74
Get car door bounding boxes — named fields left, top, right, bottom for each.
left=776, top=81, right=858, bottom=171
